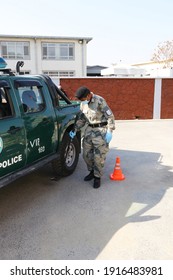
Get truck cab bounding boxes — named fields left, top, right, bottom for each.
left=0, top=58, right=81, bottom=188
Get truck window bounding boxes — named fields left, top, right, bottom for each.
left=18, top=86, right=45, bottom=113
left=54, top=87, right=71, bottom=107
left=0, top=87, right=13, bottom=119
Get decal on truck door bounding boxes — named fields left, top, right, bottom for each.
left=0, top=155, right=23, bottom=169
left=29, top=137, right=46, bottom=154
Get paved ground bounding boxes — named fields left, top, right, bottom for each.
left=0, top=119, right=173, bottom=260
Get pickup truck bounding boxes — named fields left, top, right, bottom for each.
left=0, top=60, right=81, bottom=188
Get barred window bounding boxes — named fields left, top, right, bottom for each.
left=17, top=71, right=30, bottom=75
left=1, top=41, right=30, bottom=60
left=42, top=43, right=74, bottom=60
left=43, top=71, right=75, bottom=77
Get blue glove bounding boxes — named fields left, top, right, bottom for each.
left=69, top=130, right=76, bottom=139
left=105, top=130, right=112, bottom=143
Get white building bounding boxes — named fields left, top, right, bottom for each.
left=101, top=63, right=146, bottom=77
left=0, top=34, right=92, bottom=79
left=132, top=60, right=173, bottom=77
left=101, top=60, right=173, bottom=78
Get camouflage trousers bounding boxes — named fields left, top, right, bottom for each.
left=82, top=126, right=109, bottom=178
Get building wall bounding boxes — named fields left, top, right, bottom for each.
left=0, top=35, right=91, bottom=76
left=60, top=77, right=173, bottom=120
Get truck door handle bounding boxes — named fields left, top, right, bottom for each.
left=7, top=126, right=21, bottom=134
left=42, top=118, right=51, bottom=124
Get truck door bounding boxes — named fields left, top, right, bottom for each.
left=14, top=79, right=56, bottom=164
left=0, top=80, right=26, bottom=178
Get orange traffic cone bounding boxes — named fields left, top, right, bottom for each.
left=110, top=157, right=125, bottom=181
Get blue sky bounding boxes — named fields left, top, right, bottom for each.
left=1, top=0, right=173, bottom=67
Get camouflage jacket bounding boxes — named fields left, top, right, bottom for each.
left=75, top=93, right=115, bottom=132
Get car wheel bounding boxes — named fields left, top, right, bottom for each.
left=52, top=132, right=80, bottom=176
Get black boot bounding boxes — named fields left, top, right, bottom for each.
left=84, top=171, right=94, bottom=181
left=93, top=177, right=101, bottom=188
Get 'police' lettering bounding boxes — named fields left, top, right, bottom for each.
left=0, top=154, right=22, bottom=168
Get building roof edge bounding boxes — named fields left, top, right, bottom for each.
left=0, top=34, right=93, bottom=43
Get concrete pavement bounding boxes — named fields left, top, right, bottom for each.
left=0, top=119, right=173, bottom=259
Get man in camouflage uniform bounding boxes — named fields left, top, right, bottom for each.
left=69, top=86, right=115, bottom=188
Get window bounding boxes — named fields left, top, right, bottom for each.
left=43, top=70, right=75, bottom=77
left=42, top=43, right=74, bottom=60
left=1, top=41, right=30, bottom=59
left=0, top=87, right=13, bottom=119
left=18, top=85, right=45, bottom=114
left=18, top=71, right=30, bottom=75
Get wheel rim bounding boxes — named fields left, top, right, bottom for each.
left=65, top=142, right=76, bottom=167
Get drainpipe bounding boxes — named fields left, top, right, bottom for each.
left=34, top=37, right=38, bottom=74
left=78, top=39, right=85, bottom=76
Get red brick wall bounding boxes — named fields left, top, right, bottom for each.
left=161, top=79, right=173, bottom=119
left=60, top=78, right=155, bottom=120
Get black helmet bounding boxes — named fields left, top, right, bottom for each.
left=75, top=86, right=90, bottom=99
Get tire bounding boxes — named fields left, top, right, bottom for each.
left=52, top=132, right=80, bottom=176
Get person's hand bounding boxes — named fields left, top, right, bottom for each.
left=105, top=130, right=112, bottom=143
left=69, top=130, right=76, bottom=139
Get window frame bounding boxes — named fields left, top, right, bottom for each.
left=42, top=42, right=75, bottom=60
left=43, top=70, right=75, bottom=77
left=1, top=41, right=30, bottom=60
left=16, top=85, right=46, bottom=114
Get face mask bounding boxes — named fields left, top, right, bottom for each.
left=81, top=100, right=88, bottom=105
